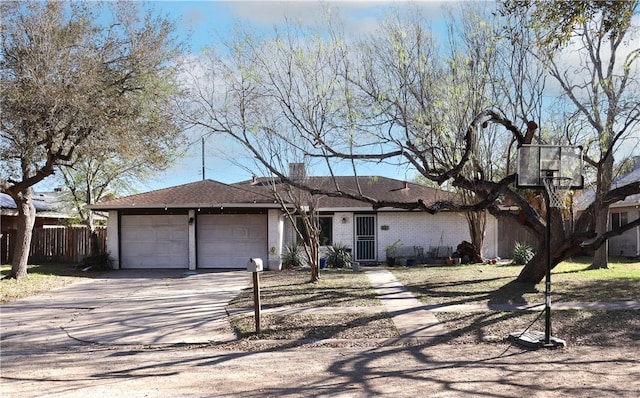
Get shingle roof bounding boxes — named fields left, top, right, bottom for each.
left=233, top=176, right=455, bottom=209
left=88, top=176, right=455, bottom=210
left=574, top=161, right=640, bottom=210
left=88, top=179, right=279, bottom=210
left=1, top=192, right=71, bottom=218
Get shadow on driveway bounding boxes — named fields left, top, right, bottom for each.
left=0, top=269, right=251, bottom=347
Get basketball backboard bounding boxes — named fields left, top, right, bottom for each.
left=517, top=145, right=583, bottom=189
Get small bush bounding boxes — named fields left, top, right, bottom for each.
left=513, top=242, right=535, bottom=265
left=325, top=243, right=353, bottom=268
left=78, top=252, right=114, bottom=271
left=281, top=244, right=306, bottom=269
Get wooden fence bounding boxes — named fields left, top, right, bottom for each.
left=497, top=217, right=539, bottom=259
left=496, top=216, right=578, bottom=259
left=1, top=226, right=106, bottom=264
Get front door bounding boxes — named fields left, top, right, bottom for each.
left=354, top=215, right=376, bottom=262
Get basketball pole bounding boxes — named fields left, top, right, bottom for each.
left=510, top=144, right=576, bottom=349
left=544, top=177, right=552, bottom=346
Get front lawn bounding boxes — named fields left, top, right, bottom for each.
left=386, top=257, right=639, bottom=346
left=390, top=257, right=640, bottom=306
left=3, top=259, right=638, bottom=347
left=0, top=263, right=102, bottom=303
left=227, top=268, right=381, bottom=309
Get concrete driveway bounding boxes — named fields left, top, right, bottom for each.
left=0, top=270, right=250, bottom=348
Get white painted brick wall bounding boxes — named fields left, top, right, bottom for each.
left=107, top=210, right=120, bottom=269
left=332, top=212, right=353, bottom=248
left=267, top=209, right=280, bottom=252
left=278, top=210, right=499, bottom=262
left=378, top=212, right=471, bottom=259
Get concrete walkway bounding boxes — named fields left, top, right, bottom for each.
left=365, top=269, right=449, bottom=341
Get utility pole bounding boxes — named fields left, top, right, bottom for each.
left=201, top=136, right=205, bottom=180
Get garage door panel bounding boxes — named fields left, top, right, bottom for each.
left=233, top=227, right=249, bottom=239
left=199, top=255, right=247, bottom=269
left=156, top=228, right=172, bottom=240
left=121, top=214, right=188, bottom=269
left=197, top=214, right=267, bottom=269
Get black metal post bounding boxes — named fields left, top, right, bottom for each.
left=253, top=271, right=261, bottom=334
left=544, top=186, right=552, bottom=345
left=201, top=136, right=205, bottom=180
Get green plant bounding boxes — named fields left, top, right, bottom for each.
left=385, top=240, right=402, bottom=257
left=325, top=243, right=353, bottom=268
left=513, top=242, right=535, bottom=265
left=78, top=252, right=114, bottom=271
left=281, top=244, right=306, bottom=269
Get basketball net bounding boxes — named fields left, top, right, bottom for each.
left=542, top=177, right=573, bottom=209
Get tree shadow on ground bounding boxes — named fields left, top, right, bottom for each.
left=553, top=279, right=640, bottom=302
left=43, top=339, right=635, bottom=398
left=488, top=280, right=540, bottom=306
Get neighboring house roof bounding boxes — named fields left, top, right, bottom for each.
left=0, top=191, right=71, bottom=218
left=574, top=158, right=640, bottom=211
left=88, top=176, right=456, bottom=211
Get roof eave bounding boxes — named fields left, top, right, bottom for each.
left=87, top=202, right=285, bottom=211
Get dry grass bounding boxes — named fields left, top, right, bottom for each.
left=228, top=258, right=639, bottom=345
left=383, top=257, right=640, bottom=346
left=227, top=268, right=381, bottom=309
left=390, top=257, right=640, bottom=306
left=435, top=310, right=639, bottom=346
left=0, top=263, right=102, bottom=303
left=231, top=312, right=397, bottom=340
left=227, top=268, right=396, bottom=342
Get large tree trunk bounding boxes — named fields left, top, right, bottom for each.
left=515, top=248, right=549, bottom=283
left=590, top=155, right=614, bottom=269
left=516, top=207, right=566, bottom=283
left=9, top=190, right=36, bottom=280
left=84, top=210, right=100, bottom=255
left=308, top=236, right=320, bottom=283
left=590, top=207, right=610, bottom=269
left=467, top=210, right=486, bottom=258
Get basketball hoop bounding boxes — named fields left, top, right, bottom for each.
left=542, top=176, right=573, bottom=209
left=513, top=144, right=583, bottom=349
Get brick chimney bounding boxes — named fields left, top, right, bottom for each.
left=289, top=163, right=306, bottom=181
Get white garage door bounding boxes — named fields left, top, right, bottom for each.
left=197, top=214, right=268, bottom=269
left=120, top=215, right=189, bottom=269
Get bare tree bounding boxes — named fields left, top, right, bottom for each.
left=184, top=21, right=347, bottom=281
left=1, top=1, right=183, bottom=278
left=442, top=4, right=514, bottom=255
left=186, top=4, right=639, bottom=284
left=500, top=1, right=640, bottom=271
left=267, top=174, right=323, bottom=282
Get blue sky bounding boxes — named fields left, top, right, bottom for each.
left=33, top=1, right=637, bottom=193
left=138, top=1, right=453, bottom=192
left=30, top=1, right=454, bottom=193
